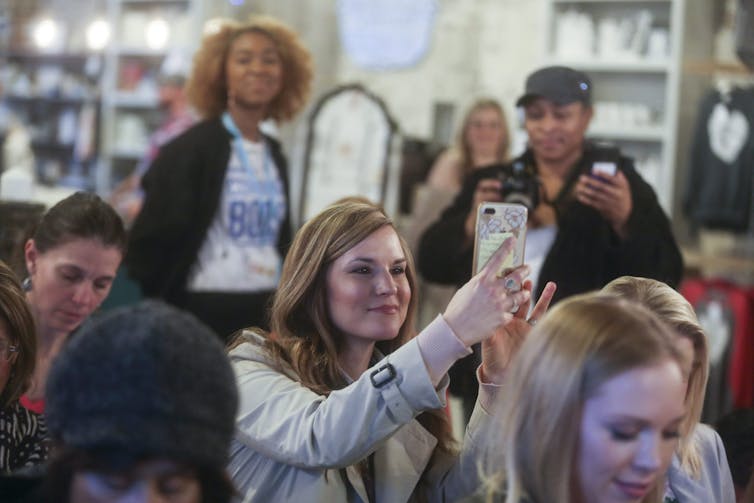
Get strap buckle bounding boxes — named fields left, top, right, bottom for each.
left=369, top=363, right=396, bottom=388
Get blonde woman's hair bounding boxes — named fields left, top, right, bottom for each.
left=457, top=98, right=510, bottom=174
left=486, top=293, right=683, bottom=503
left=602, top=276, right=707, bottom=479
left=187, top=15, right=312, bottom=121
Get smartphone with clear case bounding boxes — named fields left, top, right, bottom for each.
left=472, top=202, right=528, bottom=278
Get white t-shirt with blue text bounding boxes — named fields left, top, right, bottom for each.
left=187, top=138, right=285, bottom=292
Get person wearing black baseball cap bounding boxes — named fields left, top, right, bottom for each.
left=418, top=65, right=682, bottom=422
left=515, top=65, right=592, bottom=108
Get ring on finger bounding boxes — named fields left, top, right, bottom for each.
left=503, top=277, right=519, bottom=292
left=511, top=298, right=520, bottom=313
left=527, top=317, right=537, bottom=326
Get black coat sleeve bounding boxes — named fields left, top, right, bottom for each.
left=125, top=122, right=228, bottom=298
left=417, top=168, right=495, bottom=287
left=608, top=159, right=684, bottom=288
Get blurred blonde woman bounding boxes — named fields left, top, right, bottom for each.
left=602, top=276, right=736, bottom=502
left=426, top=98, right=510, bottom=193
left=485, top=293, right=687, bottom=503
left=410, top=99, right=511, bottom=415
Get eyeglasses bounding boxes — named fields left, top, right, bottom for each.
left=0, top=341, right=18, bottom=361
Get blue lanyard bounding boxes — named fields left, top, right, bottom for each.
left=221, top=111, right=272, bottom=181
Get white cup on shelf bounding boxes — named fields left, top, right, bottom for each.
left=647, top=29, right=669, bottom=60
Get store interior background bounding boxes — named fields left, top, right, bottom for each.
left=1, top=0, right=753, bottom=341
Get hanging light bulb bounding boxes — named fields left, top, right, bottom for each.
left=86, top=18, right=111, bottom=51
left=145, top=17, right=169, bottom=50
left=32, top=18, right=60, bottom=50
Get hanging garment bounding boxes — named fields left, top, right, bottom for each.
left=684, top=86, right=754, bottom=232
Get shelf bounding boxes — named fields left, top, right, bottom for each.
left=682, top=247, right=754, bottom=276
left=587, top=125, right=665, bottom=141
left=553, top=0, right=670, bottom=3
left=547, top=59, right=670, bottom=73
left=5, top=95, right=99, bottom=106
left=0, top=51, right=100, bottom=63
left=542, top=0, right=707, bottom=217
left=121, top=0, right=190, bottom=4
left=31, top=140, right=76, bottom=151
left=97, top=0, right=201, bottom=193
left=116, top=47, right=170, bottom=58
left=110, top=148, right=146, bottom=160
left=111, top=93, right=158, bottom=108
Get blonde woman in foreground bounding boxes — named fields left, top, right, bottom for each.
left=602, top=276, right=735, bottom=502
left=486, top=293, right=687, bottom=503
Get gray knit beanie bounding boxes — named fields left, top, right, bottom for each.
left=45, top=300, right=239, bottom=468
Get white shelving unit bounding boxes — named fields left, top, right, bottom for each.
left=542, top=0, right=707, bottom=215
left=97, top=0, right=202, bottom=193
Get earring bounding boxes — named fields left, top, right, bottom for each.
left=22, top=277, right=32, bottom=292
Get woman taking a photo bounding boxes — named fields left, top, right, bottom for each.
left=127, top=16, right=313, bottom=340
left=227, top=197, right=553, bottom=502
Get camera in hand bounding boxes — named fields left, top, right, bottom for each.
left=498, top=161, right=540, bottom=212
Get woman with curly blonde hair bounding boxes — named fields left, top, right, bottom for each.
left=187, top=16, right=311, bottom=121
left=128, top=15, right=313, bottom=340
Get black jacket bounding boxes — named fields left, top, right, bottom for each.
left=126, top=117, right=292, bottom=307
left=418, top=143, right=683, bottom=304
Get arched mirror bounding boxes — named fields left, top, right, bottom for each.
left=299, top=83, right=399, bottom=222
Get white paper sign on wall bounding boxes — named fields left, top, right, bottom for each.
left=337, top=0, right=437, bottom=70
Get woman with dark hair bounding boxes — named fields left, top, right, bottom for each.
left=21, top=191, right=126, bottom=414
left=127, top=15, right=313, bottom=340
left=0, top=259, right=43, bottom=473
left=227, top=198, right=553, bottom=502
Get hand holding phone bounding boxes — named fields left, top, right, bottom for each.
left=472, top=202, right=528, bottom=279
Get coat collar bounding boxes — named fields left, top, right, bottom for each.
left=342, top=348, right=438, bottom=503
left=343, top=419, right=437, bottom=503
left=231, top=336, right=440, bottom=503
